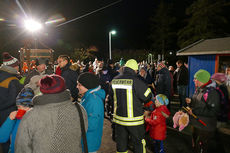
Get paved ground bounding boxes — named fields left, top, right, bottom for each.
left=98, top=118, right=193, bottom=153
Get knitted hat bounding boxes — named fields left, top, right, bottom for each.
left=157, top=62, right=166, bottom=69
left=119, top=58, right=125, bottom=66
left=16, top=87, right=34, bottom=107
left=2, top=52, right=19, bottom=67
left=40, top=75, right=66, bottom=94
left=194, top=69, right=210, bottom=83
left=211, top=73, right=227, bottom=83
left=35, top=58, right=48, bottom=66
left=156, top=94, right=169, bottom=105
left=78, top=72, right=99, bottom=89
left=125, top=59, right=138, bottom=71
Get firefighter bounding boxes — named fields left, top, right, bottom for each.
left=111, top=59, right=153, bottom=153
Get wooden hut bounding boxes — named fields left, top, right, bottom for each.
left=177, top=37, right=230, bottom=97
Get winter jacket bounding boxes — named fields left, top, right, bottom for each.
left=107, top=65, right=119, bottom=80
left=98, top=70, right=111, bottom=95
left=176, top=65, right=188, bottom=86
left=155, top=67, right=171, bottom=100
left=138, top=71, right=153, bottom=85
left=145, top=105, right=170, bottom=140
left=0, top=65, right=23, bottom=126
left=190, top=81, right=220, bottom=131
left=60, top=63, right=79, bottom=101
left=0, top=117, right=21, bottom=153
left=15, top=90, right=88, bottom=153
left=112, top=67, right=152, bottom=126
left=80, top=86, right=105, bottom=152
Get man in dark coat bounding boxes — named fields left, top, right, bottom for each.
left=155, top=62, right=171, bottom=108
left=58, top=55, right=78, bottom=101
left=0, top=52, right=23, bottom=153
left=176, top=60, right=188, bottom=107
left=107, top=59, right=119, bottom=80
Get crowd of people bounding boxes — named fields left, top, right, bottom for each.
left=0, top=51, right=230, bottom=153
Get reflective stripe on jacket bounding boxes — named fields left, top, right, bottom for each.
left=112, top=67, right=152, bottom=126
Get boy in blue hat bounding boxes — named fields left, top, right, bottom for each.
left=0, top=88, right=34, bottom=153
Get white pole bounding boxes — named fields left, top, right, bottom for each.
left=150, top=54, right=152, bottom=64
left=109, top=32, right=112, bottom=60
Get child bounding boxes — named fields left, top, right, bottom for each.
left=144, top=94, right=170, bottom=153
left=0, top=88, right=34, bottom=153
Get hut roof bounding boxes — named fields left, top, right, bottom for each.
left=177, top=37, right=230, bottom=56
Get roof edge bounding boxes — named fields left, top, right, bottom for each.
left=177, top=50, right=230, bottom=56
left=177, top=39, right=204, bottom=53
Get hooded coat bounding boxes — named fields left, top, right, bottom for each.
left=155, top=67, right=171, bottom=99
left=0, top=65, right=23, bottom=126
left=190, top=81, right=220, bottom=131
left=145, top=105, right=170, bottom=140
left=60, top=63, right=79, bottom=101
left=80, top=86, right=105, bottom=152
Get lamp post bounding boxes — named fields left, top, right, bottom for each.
left=109, top=30, right=116, bottom=60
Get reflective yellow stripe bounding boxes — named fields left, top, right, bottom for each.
left=144, top=88, right=151, bottom=97
left=117, top=151, right=128, bottom=153
left=113, top=118, right=144, bottom=126
left=113, top=88, right=117, bottom=114
left=127, top=88, right=133, bottom=118
left=130, top=89, right=133, bottom=117
left=142, top=139, right=146, bottom=153
left=114, top=115, right=144, bottom=121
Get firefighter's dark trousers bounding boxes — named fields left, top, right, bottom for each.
left=115, top=124, right=146, bottom=153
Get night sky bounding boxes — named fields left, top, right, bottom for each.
left=0, top=0, right=156, bottom=57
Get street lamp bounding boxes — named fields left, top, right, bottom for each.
left=109, top=30, right=116, bottom=60
left=24, top=19, right=42, bottom=49
left=24, top=19, right=42, bottom=33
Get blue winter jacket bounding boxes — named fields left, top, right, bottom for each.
left=80, top=86, right=105, bottom=152
left=0, top=66, right=23, bottom=126
left=0, top=117, right=21, bottom=153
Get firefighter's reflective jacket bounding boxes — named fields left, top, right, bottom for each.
left=111, top=67, right=152, bottom=126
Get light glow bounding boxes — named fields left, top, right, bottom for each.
left=110, top=30, right=116, bottom=35
left=45, top=18, right=66, bottom=24
left=24, top=19, right=42, bottom=32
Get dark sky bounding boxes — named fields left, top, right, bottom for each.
left=0, top=0, right=155, bottom=56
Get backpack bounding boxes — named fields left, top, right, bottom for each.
left=204, top=85, right=229, bottom=122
